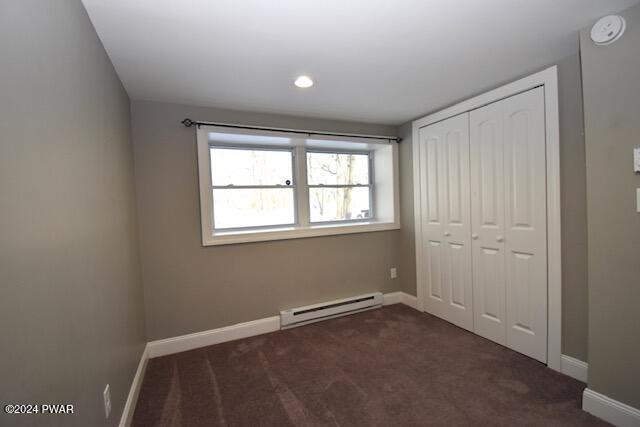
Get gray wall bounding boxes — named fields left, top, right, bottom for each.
left=396, top=53, right=590, bottom=361
left=580, top=4, right=640, bottom=408
left=131, top=100, right=401, bottom=341
left=0, top=1, right=146, bottom=426
left=557, top=53, right=589, bottom=362
left=398, top=122, right=418, bottom=298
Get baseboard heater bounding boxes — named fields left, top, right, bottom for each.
left=280, top=292, right=383, bottom=329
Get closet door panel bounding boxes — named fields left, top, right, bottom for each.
left=470, top=102, right=507, bottom=346
left=419, top=113, right=473, bottom=331
left=417, top=85, right=549, bottom=365
left=420, top=123, right=447, bottom=320
left=424, top=132, right=441, bottom=225
left=441, top=118, right=473, bottom=329
left=503, top=87, right=547, bottom=362
left=446, top=242, right=467, bottom=308
left=426, top=240, right=444, bottom=301
left=475, top=245, right=505, bottom=327
left=444, top=127, right=466, bottom=229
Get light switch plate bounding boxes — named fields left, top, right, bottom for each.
left=634, top=147, right=640, bottom=173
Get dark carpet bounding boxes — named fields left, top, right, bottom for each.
left=132, top=304, right=607, bottom=426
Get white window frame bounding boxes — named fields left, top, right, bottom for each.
left=209, top=144, right=298, bottom=232
left=306, top=149, right=375, bottom=225
left=197, top=126, right=400, bottom=246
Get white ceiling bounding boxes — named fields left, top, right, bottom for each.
left=82, top=0, right=638, bottom=125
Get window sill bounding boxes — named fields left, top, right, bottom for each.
left=203, top=220, right=400, bottom=246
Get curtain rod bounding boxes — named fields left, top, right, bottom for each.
left=181, top=118, right=401, bottom=143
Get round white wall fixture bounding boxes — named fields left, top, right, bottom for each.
left=591, top=15, right=626, bottom=45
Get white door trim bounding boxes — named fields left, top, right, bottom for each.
left=412, top=66, right=562, bottom=372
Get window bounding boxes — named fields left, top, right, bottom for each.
left=210, top=147, right=295, bottom=229
left=307, top=152, right=372, bottom=223
left=197, top=127, right=399, bottom=245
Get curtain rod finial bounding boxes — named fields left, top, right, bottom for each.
left=181, top=118, right=194, bottom=127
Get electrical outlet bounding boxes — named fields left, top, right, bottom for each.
left=390, top=267, right=398, bottom=279
left=103, top=384, right=111, bottom=419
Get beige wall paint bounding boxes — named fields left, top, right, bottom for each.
left=0, top=1, right=146, bottom=426
left=556, top=54, right=590, bottom=363
left=398, top=122, right=418, bottom=298
left=131, top=100, right=401, bottom=341
left=580, top=3, right=640, bottom=408
left=396, top=53, right=590, bottom=361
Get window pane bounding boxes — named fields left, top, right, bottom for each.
left=307, top=152, right=369, bottom=185
left=309, top=187, right=371, bottom=222
left=213, top=188, right=294, bottom=229
left=211, top=148, right=293, bottom=186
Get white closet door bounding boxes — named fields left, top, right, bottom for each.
left=470, top=101, right=507, bottom=346
left=470, top=87, right=547, bottom=362
left=419, top=113, right=473, bottom=331
left=503, top=87, right=547, bottom=362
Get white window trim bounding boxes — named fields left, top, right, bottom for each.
left=209, top=145, right=298, bottom=232
left=196, top=126, right=400, bottom=246
left=306, top=149, right=374, bottom=224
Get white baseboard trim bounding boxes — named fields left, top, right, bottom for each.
left=583, top=388, right=640, bottom=427
left=147, top=292, right=418, bottom=359
left=383, top=291, right=403, bottom=305
left=147, top=316, right=280, bottom=358
left=401, top=293, right=419, bottom=310
left=119, top=345, right=149, bottom=427
left=124, top=293, right=420, bottom=423
left=383, top=291, right=419, bottom=310
left=561, top=354, right=588, bottom=383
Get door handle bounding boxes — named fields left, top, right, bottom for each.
left=471, top=233, right=479, bottom=240
left=496, top=236, right=504, bottom=242
left=444, top=231, right=451, bottom=237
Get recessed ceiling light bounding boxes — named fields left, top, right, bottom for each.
left=294, top=75, right=314, bottom=88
